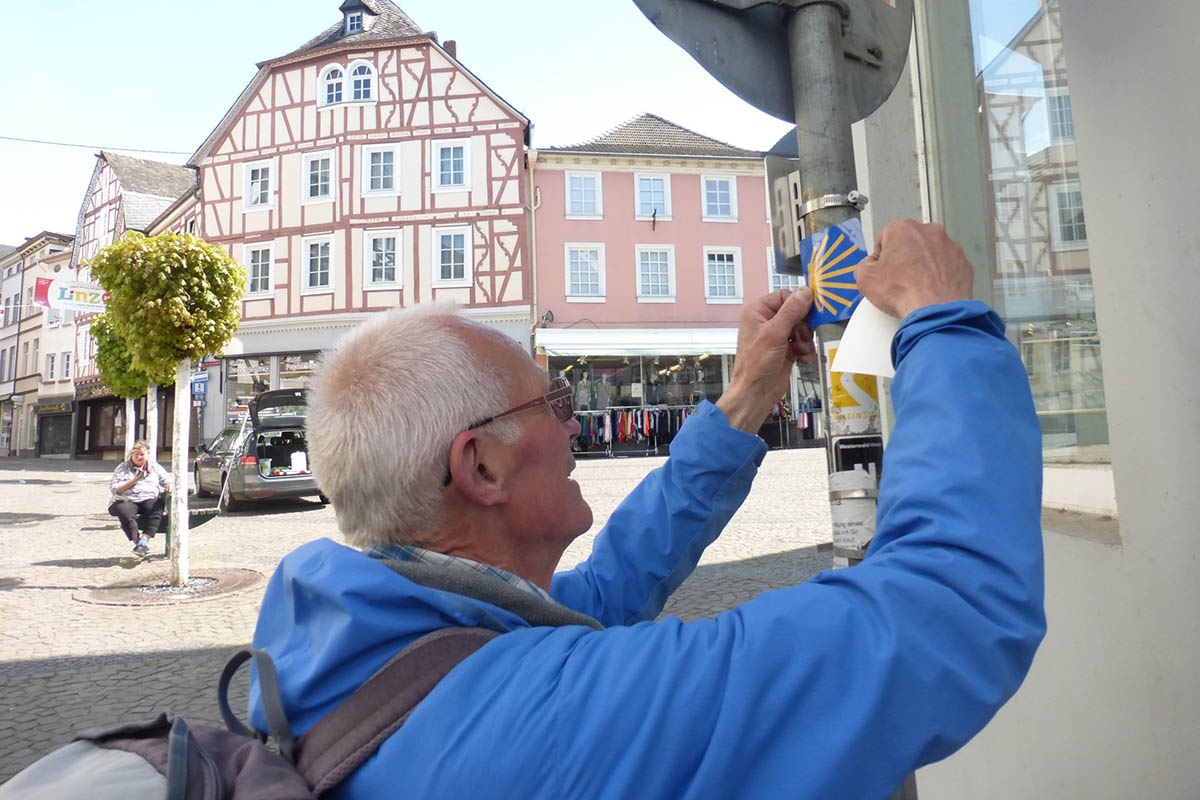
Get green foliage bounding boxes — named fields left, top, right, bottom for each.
left=88, top=232, right=246, bottom=376
left=91, top=314, right=175, bottom=398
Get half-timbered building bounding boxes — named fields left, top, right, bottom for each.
left=187, top=0, right=532, bottom=437
left=70, top=151, right=197, bottom=458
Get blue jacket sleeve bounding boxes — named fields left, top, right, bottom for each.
left=549, top=401, right=768, bottom=627
left=414, top=301, right=1046, bottom=799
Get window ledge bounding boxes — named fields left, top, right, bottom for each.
left=637, top=296, right=676, bottom=304
left=432, top=184, right=470, bottom=194
left=364, top=283, right=402, bottom=291
left=243, top=292, right=273, bottom=300
left=566, top=296, right=606, bottom=303
left=318, top=99, right=379, bottom=110
left=301, top=196, right=336, bottom=206
left=243, top=204, right=275, bottom=214
left=300, top=287, right=334, bottom=296
left=565, top=214, right=604, bottom=221
left=362, top=189, right=402, bottom=198
left=635, top=214, right=672, bottom=222
left=702, top=216, right=739, bottom=223
left=432, top=280, right=472, bottom=289
left=705, top=297, right=743, bottom=305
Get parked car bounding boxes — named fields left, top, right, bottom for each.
left=193, top=388, right=327, bottom=511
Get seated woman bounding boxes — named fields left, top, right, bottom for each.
left=108, top=440, right=173, bottom=556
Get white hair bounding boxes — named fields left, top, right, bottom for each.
left=306, top=303, right=525, bottom=549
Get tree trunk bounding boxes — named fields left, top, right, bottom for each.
left=124, top=397, right=136, bottom=454
left=169, top=359, right=191, bottom=585
left=146, top=384, right=159, bottom=463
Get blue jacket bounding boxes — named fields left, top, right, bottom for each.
left=250, top=301, right=1045, bottom=799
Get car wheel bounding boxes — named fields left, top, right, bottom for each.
left=194, top=465, right=212, bottom=498
left=219, top=475, right=245, bottom=512
left=318, top=494, right=330, bottom=505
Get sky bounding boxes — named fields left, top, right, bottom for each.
left=0, top=0, right=796, bottom=247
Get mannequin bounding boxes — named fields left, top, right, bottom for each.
left=574, top=371, right=593, bottom=411
left=593, top=375, right=612, bottom=409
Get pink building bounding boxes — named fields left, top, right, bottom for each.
left=531, top=114, right=812, bottom=453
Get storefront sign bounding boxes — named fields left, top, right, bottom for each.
left=76, top=382, right=115, bottom=401
left=33, top=277, right=109, bottom=312
left=35, top=400, right=74, bottom=415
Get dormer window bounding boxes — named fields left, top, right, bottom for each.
left=346, top=11, right=363, bottom=33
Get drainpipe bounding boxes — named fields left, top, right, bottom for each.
left=526, top=146, right=542, bottom=351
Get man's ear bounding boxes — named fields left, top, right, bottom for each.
left=446, top=430, right=509, bottom=506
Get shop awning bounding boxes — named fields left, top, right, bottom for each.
left=535, top=327, right=738, bottom=357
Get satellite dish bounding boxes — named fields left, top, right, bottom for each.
left=633, top=0, right=914, bottom=124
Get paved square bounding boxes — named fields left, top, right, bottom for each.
left=0, top=448, right=833, bottom=780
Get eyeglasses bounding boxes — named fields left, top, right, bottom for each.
left=442, top=377, right=574, bottom=486
left=465, top=376, right=574, bottom=430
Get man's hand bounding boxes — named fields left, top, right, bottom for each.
left=717, top=288, right=816, bottom=433
left=855, top=219, right=975, bottom=319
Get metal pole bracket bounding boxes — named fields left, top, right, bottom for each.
left=797, top=190, right=869, bottom=220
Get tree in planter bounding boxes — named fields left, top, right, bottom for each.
left=91, top=313, right=174, bottom=460
left=88, top=232, right=244, bottom=584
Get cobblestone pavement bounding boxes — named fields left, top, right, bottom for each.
left=0, top=449, right=833, bottom=780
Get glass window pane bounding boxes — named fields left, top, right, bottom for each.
left=970, top=0, right=1108, bottom=460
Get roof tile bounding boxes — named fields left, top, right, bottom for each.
left=544, top=113, right=762, bottom=159
left=278, top=0, right=425, bottom=63
left=101, top=152, right=195, bottom=201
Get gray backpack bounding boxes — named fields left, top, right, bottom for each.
left=0, top=628, right=499, bottom=799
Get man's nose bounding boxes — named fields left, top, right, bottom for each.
left=563, top=415, right=581, bottom=440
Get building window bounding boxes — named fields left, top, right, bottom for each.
left=566, top=171, right=602, bottom=218
left=244, top=160, right=273, bottom=210
left=363, top=230, right=401, bottom=287
left=767, top=247, right=803, bottom=292
left=636, top=245, right=675, bottom=302
left=245, top=245, right=272, bottom=295
left=704, top=247, right=743, bottom=303
left=62, top=352, right=70, bottom=379
left=303, top=152, right=334, bottom=202
left=351, top=63, right=374, bottom=101
left=322, top=67, right=343, bottom=105
left=1049, top=182, right=1088, bottom=251
left=636, top=174, right=671, bottom=219
left=434, top=140, right=469, bottom=190
left=1047, top=92, right=1075, bottom=142
left=432, top=227, right=472, bottom=287
left=702, top=175, right=737, bottom=220
left=565, top=244, right=605, bottom=301
left=45, top=354, right=55, bottom=381
left=302, top=237, right=333, bottom=292
left=362, top=144, right=401, bottom=194
left=0, top=349, right=5, bottom=381
left=346, top=11, right=363, bottom=33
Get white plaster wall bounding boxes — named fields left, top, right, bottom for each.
left=917, top=1, right=1200, bottom=796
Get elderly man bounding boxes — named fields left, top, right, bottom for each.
left=250, top=220, right=1044, bottom=799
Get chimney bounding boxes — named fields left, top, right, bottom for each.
left=444, top=40, right=458, bottom=60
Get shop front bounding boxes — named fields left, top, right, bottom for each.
left=0, top=400, right=13, bottom=455
left=75, top=380, right=127, bottom=459
left=536, top=327, right=821, bottom=456
left=35, top=398, right=74, bottom=457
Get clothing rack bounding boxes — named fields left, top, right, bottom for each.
left=573, top=405, right=698, bottom=458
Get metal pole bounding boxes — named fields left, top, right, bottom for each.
left=787, top=7, right=915, bottom=797
left=788, top=4, right=884, bottom=559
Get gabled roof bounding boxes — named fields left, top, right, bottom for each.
left=544, top=113, right=762, bottom=159
left=102, top=152, right=196, bottom=200
left=16, top=231, right=73, bottom=255
left=272, top=0, right=425, bottom=66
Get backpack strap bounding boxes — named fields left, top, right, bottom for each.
left=295, top=626, right=501, bottom=796
left=217, top=648, right=298, bottom=764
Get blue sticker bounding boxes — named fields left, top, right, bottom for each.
left=800, top=218, right=869, bottom=327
